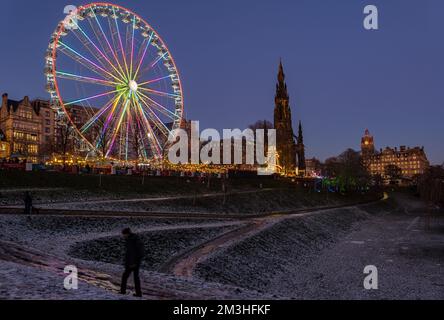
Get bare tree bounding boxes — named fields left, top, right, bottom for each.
left=384, top=164, right=402, bottom=182
left=418, top=165, right=444, bottom=205
left=248, top=120, right=273, bottom=131
left=55, top=122, right=74, bottom=168
left=39, top=138, right=55, bottom=163
left=95, top=125, right=112, bottom=160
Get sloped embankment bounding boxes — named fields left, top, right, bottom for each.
left=69, top=225, right=238, bottom=271
left=195, top=200, right=396, bottom=294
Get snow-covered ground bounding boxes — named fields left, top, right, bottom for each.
left=69, top=225, right=241, bottom=271
left=195, top=198, right=444, bottom=299
left=0, top=260, right=124, bottom=300
left=0, top=188, right=352, bottom=214
left=0, top=192, right=441, bottom=300
left=0, top=213, right=268, bottom=300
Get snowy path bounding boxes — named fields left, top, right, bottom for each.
left=10, top=188, right=274, bottom=207
left=160, top=219, right=272, bottom=276
left=0, top=188, right=66, bottom=193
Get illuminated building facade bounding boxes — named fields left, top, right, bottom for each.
left=0, top=94, right=57, bottom=162
left=0, top=128, right=9, bottom=158
left=0, top=93, right=91, bottom=162
left=361, top=129, right=429, bottom=181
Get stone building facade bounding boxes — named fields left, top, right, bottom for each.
left=0, top=93, right=90, bottom=162
left=361, top=129, right=429, bottom=182
left=0, top=94, right=57, bottom=162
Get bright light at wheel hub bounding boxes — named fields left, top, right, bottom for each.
left=128, top=80, right=138, bottom=92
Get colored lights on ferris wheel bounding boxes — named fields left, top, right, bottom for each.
left=45, top=2, right=184, bottom=162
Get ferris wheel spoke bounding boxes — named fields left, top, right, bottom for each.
left=136, top=91, right=180, bottom=120
left=80, top=92, right=123, bottom=134
left=134, top=119, right=149, bottom=160
left=71, top=23, right=113, bottom=76
left=129, top=17, right=137, bottom=79
left=151, top=52, right=169, bottom=68
left=138, top=75, right=172, bottom=87
left=138, top=51, right=169, bottom=76
left=58, top=41, right=123, bottom=83
left=87, top=9, right=127, bottom=80
left=109, top=7, right=131, bottom=79
left=100, top=97, right=121, bottom=137
left=133, top=95, right=163, bottom=151
left=71, top=20, right=128, bottom=82
left=96, top=93, right=125, bottom=155
left=133, top=32, right=154, bottom=81
left=56, top=71, right=118, bottom=87
left=65, top=88, right=124, bottom=106
left=107, top=18, right=128, bottom=78
left=106, top=93, right=132, bottom=157
left=139, top=104, right=170, bottom=139
left=123, top=19, right=136, bottom=79
left=138, top=86, right=180, bottom=99
left=80, top=102, right=112, bottom=134
left=133, top=95, right=163, bottom=157
left=136, top=93, right=172, bottom=136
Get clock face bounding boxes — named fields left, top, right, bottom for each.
left=365, top=141, right=369, bottom=145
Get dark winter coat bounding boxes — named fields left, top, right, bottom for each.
left=24, top=194, right=32, bottom=206
left=124, top=234, right=145, bottom=267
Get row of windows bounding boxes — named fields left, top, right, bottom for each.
left=370, top=168, right=422, bottom=175
left=375, top=155, right=420, bottom=160
left=12, top=122, right=39, bottom=132
left=13, top=131, right=38, bottom=142
left=370, top=160, right=422, bottom=166
left=371, top=166, right=422, bottom=171
left=13, top=143, right=39, bottom=154
left=18, top=110, right=33, bottom=119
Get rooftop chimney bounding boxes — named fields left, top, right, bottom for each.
left=2, top=93, right=7, bottom=107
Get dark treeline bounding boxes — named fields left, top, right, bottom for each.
left=418, top=165, right=444, bottom=205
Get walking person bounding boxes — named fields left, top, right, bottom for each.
left=24, top=191, right=32, bottom=215
left=120, top=228, right=145, bottom=297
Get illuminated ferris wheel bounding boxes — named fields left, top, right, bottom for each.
left=45, top=3, right=184, bottom=162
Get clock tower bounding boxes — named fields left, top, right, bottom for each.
left=361, top=129, right=375, bottom=164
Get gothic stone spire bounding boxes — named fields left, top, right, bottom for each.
left=274, top=60, right=297, bottom=175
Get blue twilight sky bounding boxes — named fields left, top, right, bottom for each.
left=1, top=0, right=443, bottom=164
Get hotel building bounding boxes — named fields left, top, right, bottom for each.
left=361, top=129, right=429, bottom=182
